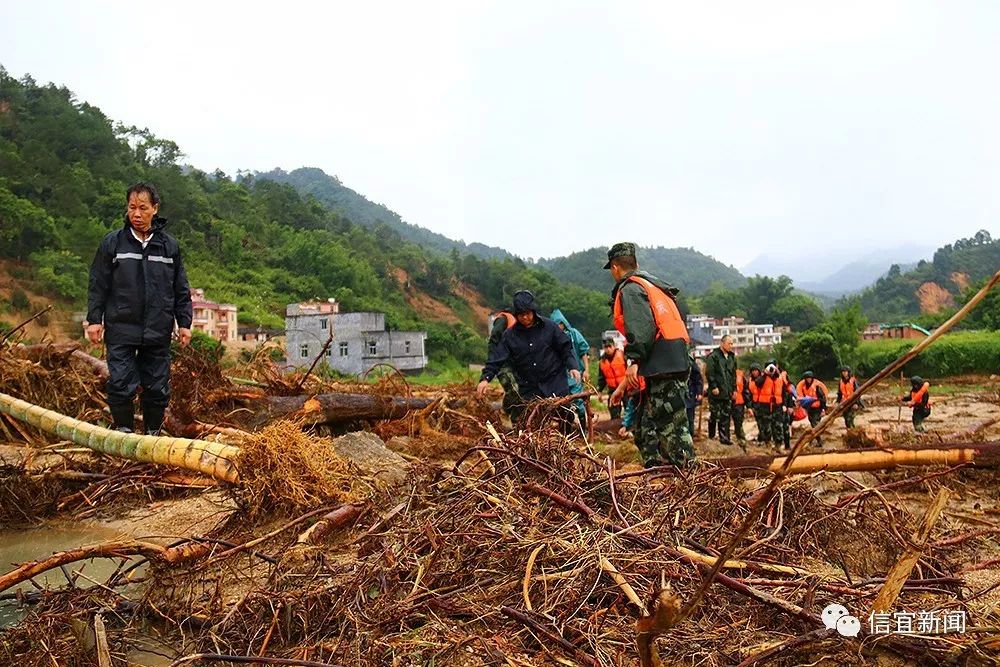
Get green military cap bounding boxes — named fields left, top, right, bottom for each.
left=603, top=242, right=636, bottom=269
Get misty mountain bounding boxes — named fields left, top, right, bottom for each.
left=744, top=244, right=934, bottom=296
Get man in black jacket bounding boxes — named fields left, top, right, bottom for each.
left=86, top=182, right=193, bottom=434
left=477, top=291, right=581, bottom=424
left=705, top=335, right=736, bottom=444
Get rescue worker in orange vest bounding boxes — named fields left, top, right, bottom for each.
left=731, top=367, right=752, bottom=442
left=746, top=363, right=765, bottom=440
left=837, top=366, right=861, bottom=428
left=901, top=376, right=931, bottom=432
left=597, top=338, right=626, bottom=419
left=604, top=242, right=694, bottom=467
left=772, top=361, right=796, bottom=450
left=752, top=360, right=794, bottom=449
left=796, top=371, right=828, bottom=447
left=487, top=310, right=521, bottom=419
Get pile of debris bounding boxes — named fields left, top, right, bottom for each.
left=1, top=341, right=999, bottom=666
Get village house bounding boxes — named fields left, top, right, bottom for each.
left=190, top=289, right=238, bottom=342
left=686, top=315, right=783, bottom=358
left=284, top=299, right=428, bottom=376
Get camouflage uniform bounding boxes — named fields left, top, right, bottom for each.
left=636, top=378, right=696, bottom=467
left=705, top=345, right=736, bottom=444
left=607, top=246, right=693, bottom=467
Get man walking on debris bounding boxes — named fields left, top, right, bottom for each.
left=86, top=182, right=192, bottom=435
left=705, top=335, right=736, bottom=445
left=837, top=366, right=861, bottom=428
left=478, top=291, right=581, bottom=427
left=796, top=371, right=828, bottom=446
left=598, top=338, right=626, bottom=419
left=550, top=309, right=590, bottom=428
left=731, top=365, right=752, bottom=442
left=487, top=309, right=522, bottom=419
left=605, top=242, right=694, bottom=467
left=902, top=376, right=932, bottom=432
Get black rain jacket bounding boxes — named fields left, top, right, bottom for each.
left=481, top=292, right=577, bottom=399
left=87, top=217, right=193, bottom=346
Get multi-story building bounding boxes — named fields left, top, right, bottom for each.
left=190, top=289, right=238, bottom=341
left=686, top=315, right=783, bottom=358
left=284, top=299, right=427, bottom=376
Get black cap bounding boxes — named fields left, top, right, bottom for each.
left=602, top=337, right=615, bottom=346
left=803, top=371, right=814, bottom=379
left=603, top=242, right=636, bottom=270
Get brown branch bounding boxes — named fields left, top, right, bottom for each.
left=500, top=605, right=599, bottom=667
left=1, top=305, right=53, bottom=344
left=169, top=654, right=342, bottom=667
left=0, top=540, right=211, bottom=594
left=735, top=628, right=838, bottom=667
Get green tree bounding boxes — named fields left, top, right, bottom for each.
left=699, top=281, right=747, bottom=318
left=741, top=275, right=794, bottom=323
left=771, top=294, right=824, bottom=332
left=786, top=330, right=840, bottom=378
left=824, top=300, right=867, bottom=353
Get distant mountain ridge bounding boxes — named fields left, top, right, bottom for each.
left=745, top=243, right=934, bottom=296
left=253, top=167, right=514, bottom=260
left=853, top=231, right=998, bottom=320
left=538, top=246, right=746, bottom=296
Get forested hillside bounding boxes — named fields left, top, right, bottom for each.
left=254, top=167, right=513, bottom=260
left=539, top=245, right=746, bottom=295
left=0, top=68, right=610, bottom=366
left=853, top=231, right=999, bottom=321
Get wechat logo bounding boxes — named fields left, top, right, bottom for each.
left=822, top=603, right=861, bottom=637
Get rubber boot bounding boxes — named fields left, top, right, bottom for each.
left=142, top=404, right=166, bottom=436
left=109, top=402, right=135, bottom=432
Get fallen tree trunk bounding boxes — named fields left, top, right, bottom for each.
left=246, top=392, right=438, bottom=427
left=710, top=441, right=1000, bottom=476
left=0, top=391, right=240, bottom=482
left=15, top=342, right=109, bottom=381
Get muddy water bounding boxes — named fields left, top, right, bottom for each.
left=0, top=524, right=128, bottom=625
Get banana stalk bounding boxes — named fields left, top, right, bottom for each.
left=0, top=391, right=239, bottom=483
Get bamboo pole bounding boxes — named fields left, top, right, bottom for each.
left=711, top=441, right=1000, bottom=476
left=0, top=391, right=240, bottom=483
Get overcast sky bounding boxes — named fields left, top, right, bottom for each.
left=3, top=1, right=998, bottom=269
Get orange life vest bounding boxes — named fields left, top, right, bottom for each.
left=733, top=369, right=746, bottom=405
left=599, top=348, right=627, bottom=389
left=839, top=377, right=856, bottom=400
left=612, top=275, right=689, bottom=376
left=796, top=379, right=828, bottom=407
left=757, top=375, right=786, bottom=406
left=909, top=382, right=930, bottom=407
left=495, top=311, right=515, bottom=330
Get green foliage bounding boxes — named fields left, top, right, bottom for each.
left=960, top=279, right=1000, bottom=330
left=771, top=294, right=825, bottom=332
left=824, top=300, right=865, bottom=353
left=180, top=329, right=224, bottom=361
left=29, top=249, right=88, bottom=301
left=742, top=275, right=794, bottom=323
left=785, top=330, right=840, bottom=379
left=847, top=331, right=1000, bottom=378
left=10, top=288, right=30, bottom=312
left=697, top=281, right=748, bottom=318
left=538, top=245, right=746, bottom=296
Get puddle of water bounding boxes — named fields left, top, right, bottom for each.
left=0, top=524, right=132, bottom=627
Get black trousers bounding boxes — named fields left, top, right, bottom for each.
left=106, top=343, right=171, bottom=429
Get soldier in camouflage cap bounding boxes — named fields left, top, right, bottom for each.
left=605, top=242, right=695, bottom=467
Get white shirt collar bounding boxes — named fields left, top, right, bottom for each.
left=130, top=227, right=153, bottom=249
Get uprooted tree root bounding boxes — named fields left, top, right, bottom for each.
left=230, top=420, right=374, bottom=519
